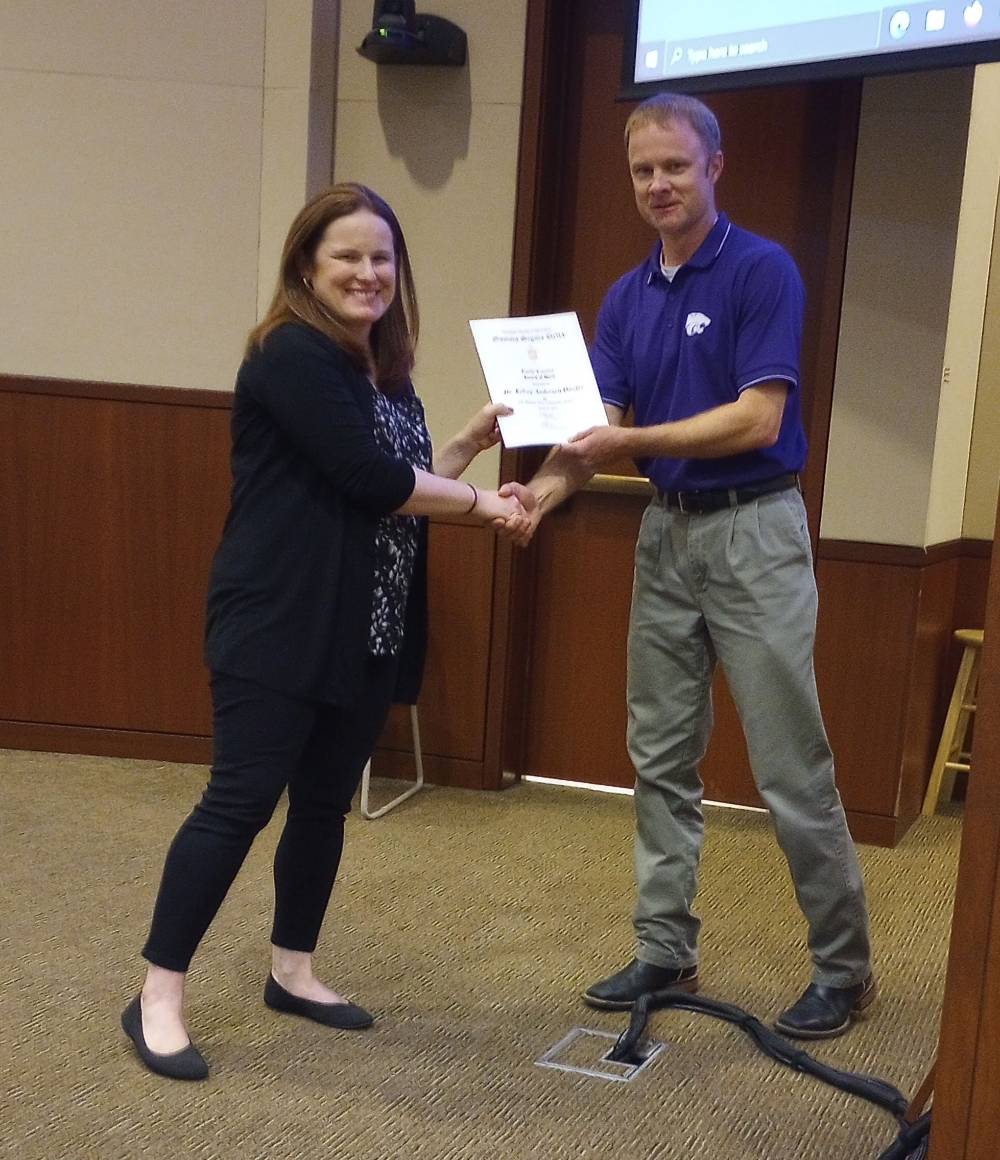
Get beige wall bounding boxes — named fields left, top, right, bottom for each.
left=0, top=0, right=335, bottom=393
left=928, top=64, right=1000, bottom=545
left=820, top=69, right=973, bottom=546
left=0, top=0, right=522, bottom=474
left=822, top=65, right=1000, bottom=547
left=333, top=0, right=527, bottom=487
left=964, top=157, right=1000, bottom=541
left=258, top=0, right=340, bottom=317
left=2, top=4, right=995, bottom=527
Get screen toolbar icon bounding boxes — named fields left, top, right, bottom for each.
left=964, top=1, right=984, bottom=27
left=889, top=10, right=911, bottom=39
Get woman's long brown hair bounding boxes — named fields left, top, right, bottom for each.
left=247, top=183, right=419, bottom=394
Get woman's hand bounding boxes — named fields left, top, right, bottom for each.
left=471, top=487, right=526, bottom=523
left=475, top=482, right=540, bottom=547
left=433, top=403, right=513, bottom=478
left=459, top=402, right=512, bottom=454
left=492, top=481, right=541, bottom=547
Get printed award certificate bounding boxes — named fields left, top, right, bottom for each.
left=468, top=312, right=609, bottom=448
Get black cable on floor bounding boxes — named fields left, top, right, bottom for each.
left=606, top=988, right=930, bottom=1158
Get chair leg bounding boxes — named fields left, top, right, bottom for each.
left=923, top=646, right=978, bottom=816
left=360, top=704, right=425, bottom=820
left=905, top=1061, right=935, bottom=1121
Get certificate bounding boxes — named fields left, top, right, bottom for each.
left=468, top=312, right=609, bottom=448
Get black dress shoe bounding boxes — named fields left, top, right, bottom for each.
left=264, top=974, right=374, bottom=1029
left=120, top=995, right=209, bottom=1081
left=774, top=974, right=877, bottom=1040
left=583, top=958, right=699, bottom=1010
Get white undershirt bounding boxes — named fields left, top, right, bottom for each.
left=659, top=254, right=681, bottom=281
left=659, top=215, right=719, bottom=281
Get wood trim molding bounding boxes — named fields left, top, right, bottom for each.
left=818, top=537, right=992, bottom=566
left=482, top=536, right=515, bottom=790
left=0, top=721, right=212, bottom=764
left=0, top=372, right=487, bottom=532
left=494, top=0, right=571, bottom=785
left=0, top=724, right=493, bottom=793
left=509, top=0, right=571, bottom=321
left=0, top=372, right=232, bottom=410
left=583, top=473, right=652, bottom=496
left=844, top=810, right=912, bottom=848
left=370, top=748, right=486, bottom=792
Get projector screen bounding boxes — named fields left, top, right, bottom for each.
left=623, top=0, right=1000, bottom=97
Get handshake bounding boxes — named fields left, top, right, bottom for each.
left=442, top=401, right=547, bottom=547
left=469, top=481, right=540, bottom=548
left=447, top=400, right=620, bottom=548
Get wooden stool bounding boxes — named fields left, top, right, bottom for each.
left=923, top=629, right=984, bottom=816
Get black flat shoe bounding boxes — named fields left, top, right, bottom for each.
left=120, top=995, right=209, bottom=1081
left=583, top=958, right=699, bottom=1010
left=774, top=974, right=878, bottom=1040
left=264, top=974, right=374, bottom=1029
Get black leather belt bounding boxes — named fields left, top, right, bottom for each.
left=656, top=472, right=799, bottom=515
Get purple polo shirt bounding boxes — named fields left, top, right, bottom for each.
left=591, top=213, right=808, bottom=493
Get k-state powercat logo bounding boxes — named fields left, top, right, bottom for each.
left=685, top=312, right=712, bottom=336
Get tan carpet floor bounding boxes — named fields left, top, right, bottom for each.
left=0, top=748, right=960, bottom=1159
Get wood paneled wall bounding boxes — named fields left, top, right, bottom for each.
left=512, top=479, right=990, bottom=844
left=373, top=519, right=502, bottom=788
left=815, top=540, right=991, bottom=844
left=2, top=376, right=991, bottom=838
left=0, top=376, right=501, bottom=787
left=2, top=377, right=231, bottom=761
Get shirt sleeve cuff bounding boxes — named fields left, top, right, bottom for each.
left=736, top=373, right=798, bottom=393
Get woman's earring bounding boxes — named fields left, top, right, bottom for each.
left=302, top=277, right=312, bottom=290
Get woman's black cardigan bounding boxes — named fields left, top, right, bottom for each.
left=204, top=321, right=428, bottom=707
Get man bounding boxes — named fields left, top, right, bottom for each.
left=500, top=92, right=873, bottom=1039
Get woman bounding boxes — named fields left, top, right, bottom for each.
left=121, top=183, right=526, bottom=1080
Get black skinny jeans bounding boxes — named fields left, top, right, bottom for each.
left=142, top=660, right=399, bottom=973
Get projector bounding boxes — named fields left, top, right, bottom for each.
left=357, top=1, right=467, bottom=67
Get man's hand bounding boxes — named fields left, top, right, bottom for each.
left=493, top=481, right=541, bottom=548
left=561, top=424, right=630, bottom=473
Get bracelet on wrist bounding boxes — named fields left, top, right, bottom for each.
left=463, top=483, right=479, bottom=515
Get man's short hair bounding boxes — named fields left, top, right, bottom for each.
left=624, top=92, right=722, bottom=157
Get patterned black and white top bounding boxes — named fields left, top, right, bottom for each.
left=368, top=385, right=433, bottom=657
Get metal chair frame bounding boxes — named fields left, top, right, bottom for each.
left=360, top=704, right=424, bottom=819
